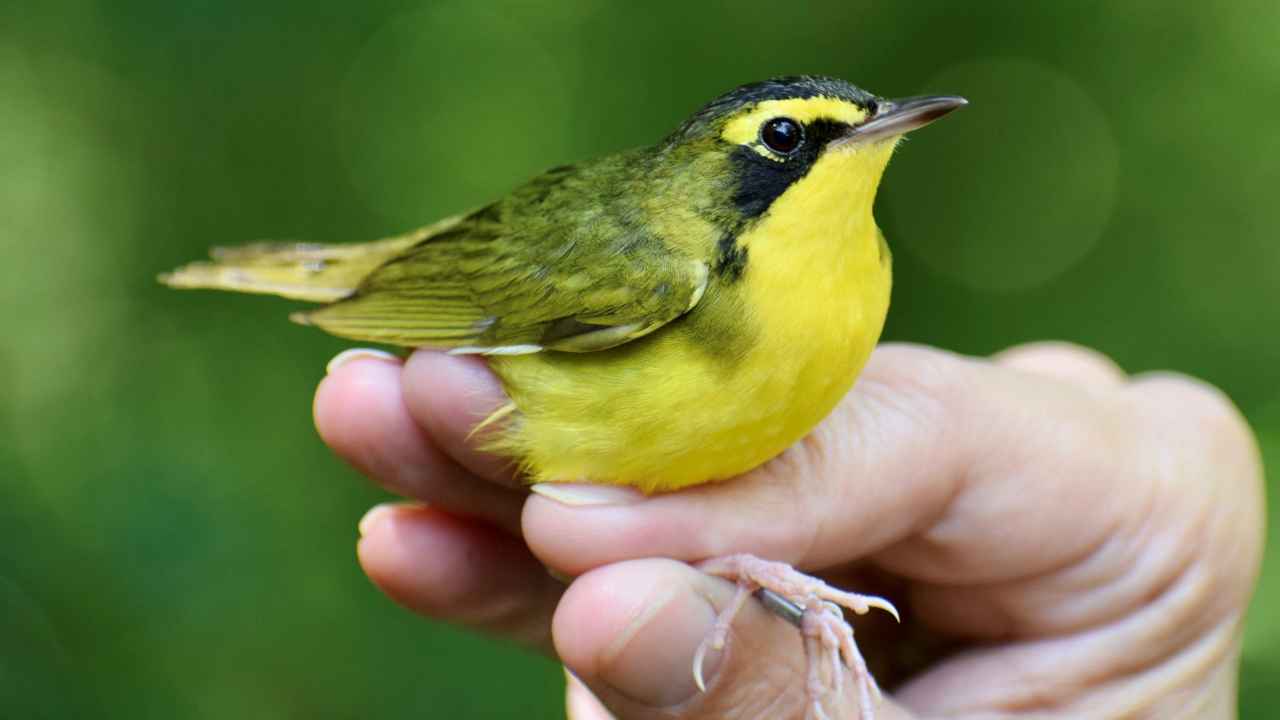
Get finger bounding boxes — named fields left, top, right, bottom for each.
left=895, top=594, right=1246, bottom=716
left=522, top=343, right=1147, bottom=618
left=401, top=350, right=518, bottom=485
left=566, top=670, right=616, bottom=720
left=357, top=502, right=563, bottom=651
left=525, top=343, right=1123, bottom=571
left=992, top=341, right=1127, bottom=388
left=315, top=354, right=525, bottom=533
left=897, top=371, right=1264, bottom=715
left=554, top=559, right=916, bottom=720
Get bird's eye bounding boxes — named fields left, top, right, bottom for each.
left=760, top=117, right=803, bottom=155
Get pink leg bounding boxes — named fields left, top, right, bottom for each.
left=693, top=554, right=897, bottom=719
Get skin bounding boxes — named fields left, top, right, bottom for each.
left=316, top=341, right=1264, bottom=719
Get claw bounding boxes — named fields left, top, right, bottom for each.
left=860, top=595, right=900, bottom=623
left=694, top=554, right=891, bottom=719
left=691, top=583, right=751, bottom=694
left=692, top=640, right=710, bottom=693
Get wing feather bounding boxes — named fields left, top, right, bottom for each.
left=297, top=163, right=709, bottom=351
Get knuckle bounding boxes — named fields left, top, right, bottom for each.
left=869, top=342, right=972, bottom=396
left=750, top=442, right=828, bottom=561
left=998, top=338, right=1121, bottom=366
left=859, top=343, right=973, bottom=430
left=992, top=340, right=1127, bottom=385
left=1123, top=372, right=1265, bottom=616
left=1126, top=372, right=1263, bottom=486
left=1000, top=339, right=1113, bottom=366
left=1130, top=373, right=1253, bottom=446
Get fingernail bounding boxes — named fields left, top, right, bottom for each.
left=530, top=483, right=645, bottom=507
left=546, top=565, right=576, bottom=585
left=357, top=502, right=400, bottom=537
left=327, top=348, right=400, bottom=375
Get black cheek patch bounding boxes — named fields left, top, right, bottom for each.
left=730, top=118, right=851, bottom=219
left=729, top=146, right=812, bottom=219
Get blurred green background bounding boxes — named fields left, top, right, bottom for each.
left=2, top=0, right=1276, bottom=717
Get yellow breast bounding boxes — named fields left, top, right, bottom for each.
left=490, top=142, right=896, bottom=492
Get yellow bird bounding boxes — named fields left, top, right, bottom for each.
left=162, top=76, right=965, bottom=719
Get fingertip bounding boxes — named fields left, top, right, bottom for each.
left=356, top=503, right=557, bottom=639
left=402, top=350, right=506, bottom=421
left=355, top=503, right=474, bottom=605
left=315, top=352, right=526, bottom=533
left=356, top=503, right=436, bottom=606
left=402, top=350, right=516, bottom=483
left=313, top=355, right=405, bottom=455
left=357, top=501, right=401, bottom=539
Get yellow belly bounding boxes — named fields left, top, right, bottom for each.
left=489, top=143, right=896, bottom=492
left=489, top=234, right=890, bottom=492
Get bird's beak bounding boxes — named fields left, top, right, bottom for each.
left=837, top=95, right=968, bottom=146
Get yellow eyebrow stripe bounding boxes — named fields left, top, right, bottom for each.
left=720, top=97, right=870, bottom=146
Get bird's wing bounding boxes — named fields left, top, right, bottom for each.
left=296, top=197, right=708, bottom=353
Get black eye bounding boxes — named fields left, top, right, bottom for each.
left=760, top=117, right=803, bottom=155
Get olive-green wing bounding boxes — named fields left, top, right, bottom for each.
left=296, top=207, right=708, bottom=353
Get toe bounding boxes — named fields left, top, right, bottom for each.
left=555, top=559, right=914, bottom=719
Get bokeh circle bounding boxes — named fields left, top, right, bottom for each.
left=883, top=58, right=1118, bottom=293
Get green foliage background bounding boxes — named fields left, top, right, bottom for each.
left=2, top=0, right=1276, bottom=716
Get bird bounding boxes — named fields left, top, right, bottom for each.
left=161, top=75, right=965, bottom=719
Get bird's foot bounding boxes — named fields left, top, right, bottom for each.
left=692, top=553, right=897, bottom=720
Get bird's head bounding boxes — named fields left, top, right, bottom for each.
left=662, top=76, right=965, bottom=227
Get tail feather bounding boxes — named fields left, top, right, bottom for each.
left=158, top=217, right=462, bottom=304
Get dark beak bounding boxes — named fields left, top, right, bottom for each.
left=840, top=95, right=968, bottom=145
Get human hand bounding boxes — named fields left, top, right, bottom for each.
left=315, top=342, right=1263, bottom=719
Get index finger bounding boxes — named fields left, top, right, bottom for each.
left=314, top=350, right=523, bottom=532
left=520, top=343, right=1138, bottom=587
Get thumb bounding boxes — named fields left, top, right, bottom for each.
left=553, top=559, right=916, bottom=720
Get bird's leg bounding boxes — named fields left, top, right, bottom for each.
left=692, top=554, right=897, bottom=720
left=803, top=601, right=878, bottom=720
left=801, top=615, right=833, bottom=720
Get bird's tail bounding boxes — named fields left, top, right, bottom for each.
left=157, top=217, right=460, bottom=304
